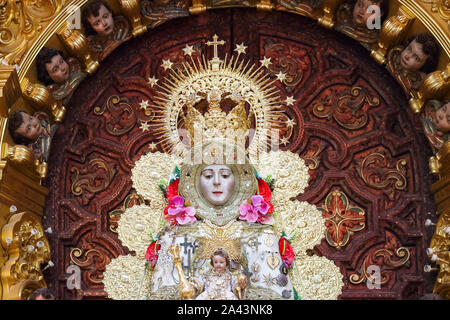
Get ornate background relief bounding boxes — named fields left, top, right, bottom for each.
left=43, top=9, right=436, bottom=299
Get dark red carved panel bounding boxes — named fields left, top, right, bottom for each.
left=43, top=9, right=437, bottom=299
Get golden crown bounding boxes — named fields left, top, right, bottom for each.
left=183, top=88, right=252, bottom=147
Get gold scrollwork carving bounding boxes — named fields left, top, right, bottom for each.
left=312, top=86, right=380, bottom=130
left=419, top=0, right=450, bottom=32
left=70, top=247, right=109, bottom=284
left=94, top=95, right=139, bottom=136
left=0, top=0, right=63, bottom=64
left=1, top=211, right=51, bottom=299
left=356, top=152, right=408, bottom=201
left=349, top=232, right=410, bottom=286
left=70, top=157, right=117, bottom=205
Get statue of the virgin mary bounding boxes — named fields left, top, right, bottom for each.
left=102, top=37, right=344, bottom=300
left=147, top=137, right=294, bottom=300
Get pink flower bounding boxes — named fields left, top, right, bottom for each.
left=239, top=202, right=258, bottom=222
left=166, top=196, right=196, bottom=225
left=251, top=195, right=269, bottom=214
left=239, top=195, right=274, bottom=225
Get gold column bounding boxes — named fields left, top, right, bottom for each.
left=317, top=0, right=343, bottom=29
left=371, top=5, right=415, bottom=65
left=119, top=0, right=147, bottom=37
left=409, top=63, right=450, bottom=114
left=429, top=141, right=450, bottom=300
left=20, top=77, right=66, bottom=123
left=57, top=25, right=100, bottom=75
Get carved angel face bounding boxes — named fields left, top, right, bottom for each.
left=200, top=165, right=235, bottom=206
left=433, top=102, right=450, bottom=133
left=16, top=112, right=44, bottom=142
left=400, top=40, right=428, bottom=72
left=353, top=0, right=380, bottom=27
left=45, top=54, right=70, bottom=84
left=87, top=4, right=114, bottom=37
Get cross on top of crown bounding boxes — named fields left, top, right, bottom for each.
left=207, top=34, right=225, bottom=71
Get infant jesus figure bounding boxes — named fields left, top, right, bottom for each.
left=193, top=248, right=247, bottom=300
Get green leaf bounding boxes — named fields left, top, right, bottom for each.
left=293, top=287, right=301, bottom=300
left=157, top=180, right=168, bottom=197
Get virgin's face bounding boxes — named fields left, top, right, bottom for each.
left=200, top=165, right=235, bottom=206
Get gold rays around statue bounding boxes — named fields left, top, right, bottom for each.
left=150, top=35, right=286, bottom=158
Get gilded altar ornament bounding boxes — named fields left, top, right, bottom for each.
left=189, top=0, right=207, bottom=14
left=312, top=86, right=380, bottom=130
left=0, top=65, right=21, bottom=108
left=57, top=27, right=100, bottom=75
left=0, top=0, right=64, bottom=65
left=1, top=211, right=51, bottom=300
left=118, top=204, right=165, bottom=259
left=349, top=231, right=410, bottom=287
left=409, top=63, right=450, bottom=114
left=371, top=5, right=415, bottom=65
left=119, top=0, right=147, bottom=36
left=257, top=0, right=274, bottom=11
left=70, top=157, right=117, bottom=205
left=6, top=144, right=45, bottom=180
left=318, top=0, right=343, bottom=28
left=20, top=77, right=65, bottom=123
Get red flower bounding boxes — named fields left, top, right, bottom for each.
left=279, top=236, right=295, bottom=269
left=257, top=179, right=272, bottom=202
left=146, top=240, right=161, bottom=268
left=166, top=179, right=179, bottom=201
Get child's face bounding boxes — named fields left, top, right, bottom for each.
left=87, top=4, right=114, bottom=37
left=353, top=0, right=379, bottom=27
left=15, top=112, right=44, bottom=142
left=45, top=54, right=69, bottom=84
left=212, top=255, right=227, bottom=272
left=400, top=40, right=428, bottom=72
left=433, top=103, right=450, bottom=133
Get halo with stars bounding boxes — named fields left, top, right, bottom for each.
left=149, top=35, right=288, bottom=157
